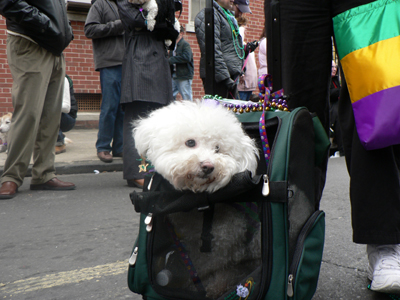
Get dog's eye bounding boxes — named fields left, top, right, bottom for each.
left=215, top=145, right=220, bottom=153
left=185, top=139, right=196, bottom=147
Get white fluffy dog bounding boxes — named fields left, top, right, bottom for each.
left=128, top=0, right=158, bottom=31
left=0, top=112, right=12, bottom=153
left=133, top=100, right=262, bottom=298
left=134, top=100, right=259, bottom=193
left=127, top=0, right=180, bottom=47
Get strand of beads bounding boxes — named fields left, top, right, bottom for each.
left=258, top=74, right=289, bottom=112
left=223, top=102, right=263, bottom=113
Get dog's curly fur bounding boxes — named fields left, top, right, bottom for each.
left=134, top=100, right=259, bottom=193
left=128, top=0, right=180, bottom=46
left=133, top=101, right=262, bottom=298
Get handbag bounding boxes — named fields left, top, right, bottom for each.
left=62, top=77, right=71, bottom=114
left=333, top=0, right=400, bottom=150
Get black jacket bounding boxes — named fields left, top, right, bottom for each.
left=0, top=0, right=73, bottom=56
left=168, top=37, right=194, bottom=80
left=330, top=76, right=341, bottom=104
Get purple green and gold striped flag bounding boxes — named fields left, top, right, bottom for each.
left=333, top=0, right=400, bottom=150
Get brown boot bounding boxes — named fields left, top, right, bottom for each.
left=55, top=144, right=66, bottom=155
left=0, top=181, right=18, bottom=199
left=97, top=151, right=113, bottom=163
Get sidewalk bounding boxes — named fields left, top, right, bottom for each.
left=0, top=112, right=124, bottom=176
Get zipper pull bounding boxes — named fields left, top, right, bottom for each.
left=262, top=174, right=270, bottom=196
left=145, top=213, right=153, bottom=232
left=129, top=247, right=139, bottom=266
left=287, top=274, right=294, bottom=297
left=147, top=174, right=154, bottom=190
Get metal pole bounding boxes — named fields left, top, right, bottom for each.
left=204, top=0, right=215, bottom=95
left=266, top=0, right=282, bottom=91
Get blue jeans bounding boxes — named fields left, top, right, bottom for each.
left=96, top=66, right=124, bottom=154
left=172, top=78, right=193, bottom=101
left=239, top=91, right=252, bottom=101
left=57, top=113, right=76, bottom=145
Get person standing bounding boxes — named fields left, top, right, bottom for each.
left=236, top=17, right=258, bottom=101
left=169, top=25, right=194, bottom=101
left=56, top=74, right=78, bottom=155
left=329, top=60, right=343, bottom=156
left=85, top=0, right=125, bottom=163
left=233, top=0, right=257, bottom=101
left=195, top=0, right=244, bottom=99
left=0, top=0, right=76, bottom=199
left=258, top=27, right=267, bottom=77
left=264, top=0, right=400, bottom=295
left=116, top=0, right=178, bottom=188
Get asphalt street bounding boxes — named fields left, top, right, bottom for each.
left=0, top=158, right=395, bottom=300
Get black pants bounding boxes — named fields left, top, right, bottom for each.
left=265, top=0, right=400, bottom=244
left=122, top=101, right=164, bottom=181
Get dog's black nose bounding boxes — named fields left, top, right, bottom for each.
left=201, top=162, right=214, bottom=175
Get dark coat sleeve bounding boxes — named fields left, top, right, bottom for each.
left=84, top=1, right=125, bottom=39
left=168, top=40, right=192, bottom=65
left=116, top=0, right=147, bottom=31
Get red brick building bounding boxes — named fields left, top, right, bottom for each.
left=0, top=1, right=265, bottom=115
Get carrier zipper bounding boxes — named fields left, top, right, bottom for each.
left=262, top=174, right=270, bottom=196
left=129, top=246, right=139, bottom=266
left=256, top=117, right=281, bottom=300
left=287, top=274, right=294, bottom=297
left=145, top=213, right=153, bottom=232
left=287, top=210, right=324, bottom=298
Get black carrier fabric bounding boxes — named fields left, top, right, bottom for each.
left=131, top=171, right=267, bottom=300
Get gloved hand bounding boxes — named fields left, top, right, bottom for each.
left=223, top=78, right=237, bottom=92
left=245, top=40, right=259, bottom=57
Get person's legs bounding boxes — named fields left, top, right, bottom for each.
left=333, top=0, right=400, bottom=293
left=30, top=53, right=65, bottom=185
left=1, top=36, right=58, bottom=186
left=172, top=78, right=179, bottom=100
left=238, top=91, right=252, bottom=101
left=123, top=101, right=163, bottom=186
left=177, top=79, right=193, bottom=101
left=58, top=112, right=76, bottom=144
left=96, top=66, right=122, bottom=154
left=56, top=113, right=76, bottom=154
left=265, top=0, right=331, bottom=208
left=110, top=66, right=124, bottom=156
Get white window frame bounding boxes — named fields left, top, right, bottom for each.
left=187, top=0, right=206, bottom=32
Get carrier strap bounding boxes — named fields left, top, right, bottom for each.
left=230, top=202, right=260, bottom=243
left=166, top=220, right=206, bottom=292
left=200, top=205, right=215, bottom=253
left=259, top=74, right=285, bottom=169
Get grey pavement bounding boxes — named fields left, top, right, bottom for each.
left=0, top=124, right=396, bottom=299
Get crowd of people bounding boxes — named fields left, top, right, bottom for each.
left=1, top=0, right=400, bottom=297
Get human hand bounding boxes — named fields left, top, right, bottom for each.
left=245, top=40, right=259, bottom=55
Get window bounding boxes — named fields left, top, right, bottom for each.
left=67, top=0, right=91, bottom=12
left=187, top=0, right=206, bottom=32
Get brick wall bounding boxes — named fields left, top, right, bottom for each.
left=0, top=2, right=265, bottom=113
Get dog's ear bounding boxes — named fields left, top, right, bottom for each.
left=237, top=135, right=259, bottom=176
left=132, top=118, right=152, bottom=157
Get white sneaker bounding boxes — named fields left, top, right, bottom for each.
left=367, top=244, right=400, bottom=293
